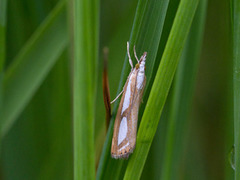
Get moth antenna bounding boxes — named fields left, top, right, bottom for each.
left=134, top=45, right=139, bottom=63
left=110, top=90, right=124, bottom=104
left=127, top=42, right=133, bottom=69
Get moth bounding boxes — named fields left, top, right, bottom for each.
left=111, top=42, right=147, bottom=159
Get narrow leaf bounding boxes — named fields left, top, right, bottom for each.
left=71, top=0, right=99, bottom=179
left=0, top=0, right=7, bottom=70
left=232, top=0, right=240, bottom=179
left=0, top=0, right=68, bottom=138
left=160, top=1, right=207, bottom=179
left=124, top=0, right=199, bottom=179
left=0, top=0, right=7, bottom=148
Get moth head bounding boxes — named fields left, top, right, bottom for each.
left=139, top=52, right=147, bottom=73
left=135, top=63, right=140, bottom=69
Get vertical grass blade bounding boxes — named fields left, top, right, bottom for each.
left=71, top=0, right=99, bottom=179
left=160, top=1, right=207, bottom=179
left=0, top=0, right=7, bottom=70
left=124, top=0, right=199, bottom=179
left=232, top=0, right=240, bottom=179
left=0, top=0, right=68, bottom=138
left=0, top=0, right=7, bottom=151
left=96, top=0, right=169, bottom=179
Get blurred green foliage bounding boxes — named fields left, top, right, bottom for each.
left=0, top=0, right=235, bottom=179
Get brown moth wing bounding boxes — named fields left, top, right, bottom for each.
left=111, top=69, right=146, bottom=159
left=127, top=76, right=146, bottom=151
left=111, top=69, right=138, bottom=159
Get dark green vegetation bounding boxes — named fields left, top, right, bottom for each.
left=0, top=0, right=238, bottom=179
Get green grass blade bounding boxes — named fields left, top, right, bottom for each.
left=36, top=53, right=72, bottom=180
left=0, top=0, right=7, bottom=148
left=0, top=0, right=68, bottom=138
left=1, top=52, right=72, bottom=180
left=0, top=0, right=7, bottom=70
left=232, top=0, right=240, bottom=179
left=96, top=0, right=169, bottom=179
left=140, top=1, right=179, bottom=178
left=124, top=0, right=199, bottom=179
left=160, top=1, right=207, bottom=179
left=71, top=0, right=99, bottom=179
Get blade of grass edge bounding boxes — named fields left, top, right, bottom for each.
left=232, top=0, right=240, bottom=179
left=160, top=0, right=207, bottom=179
left=0, top=0, right=7, bottom=151
left=71, top=0, right=99, bottom=179
left=124, top=0, right=199, bottom=179
left=96, top=0, right=170, bottom=179
left=0, top=0, right=68, bottom=138
left=0, top=0, right=6, bottom=70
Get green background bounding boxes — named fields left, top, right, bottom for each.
left=0, top=0, right=236, bottom=179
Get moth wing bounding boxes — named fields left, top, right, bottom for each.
left=111, top=73, right=146, bottom=159
left=127, top=76, right=146, bottom=148
left=111, top=71, right=137, bottom=159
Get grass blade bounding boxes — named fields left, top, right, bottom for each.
left=160, top=1, right=207, bottom=179
left=1, top=53, right=73, bottom=180
left=0, top=0, right=68, bottom=138
left=124, top=0, right=199, bottom=179
left=0, top=0, right=7, bottom=151
left=96, top=0, right=169, bottom=179
left=140, top=1, right=180, bottom=178
left=0, top=0, right=7, bottom=70
left=232, top=0, right=240, bottom=179
left=71, top=0, right=99, bottom=179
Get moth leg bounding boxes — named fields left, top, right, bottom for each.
left=134, top=45, right=139, bottom=63
left=127, top=42, right=133, bottom=70
left=110, top=90, right=124, bottom=104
